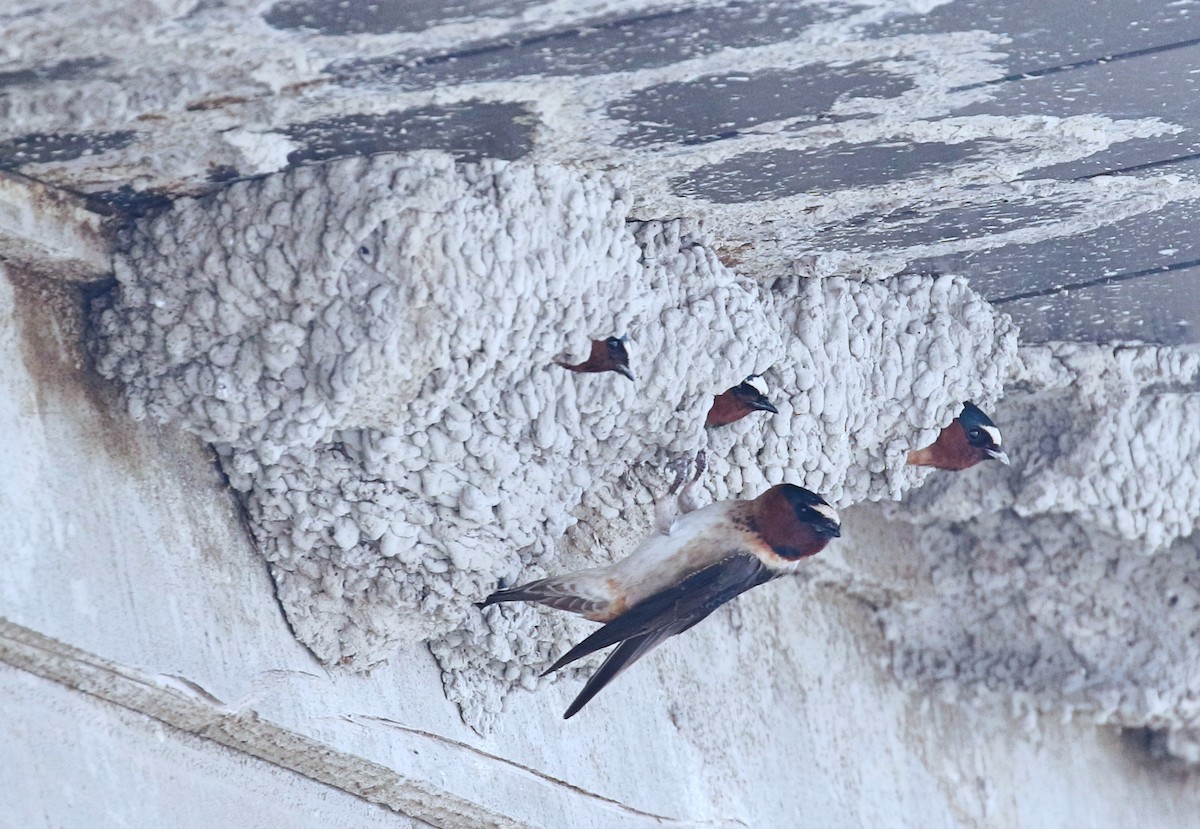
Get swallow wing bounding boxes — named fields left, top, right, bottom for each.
left=561, top=631, right=665, bottom=719
left=546, top=553, right=774, bottom=718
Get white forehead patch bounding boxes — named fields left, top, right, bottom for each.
left=813, top=503, right=840, bottom=526
left=744, top=374, right=769, bottom=395
left=981, top=424, right=1002, bottom=446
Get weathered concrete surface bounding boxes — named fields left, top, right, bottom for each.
left=3, top=0, right=1200, bottom=342
left=5, top=260, right=1200, bottom=826
left=0, top=171, right=111, bottom=280
left=4, top=0, right=1200, bottom=825
left=0, top=664, right=427, bottom=829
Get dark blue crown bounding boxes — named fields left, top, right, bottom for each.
left=960, top=401, right=997, bottom=431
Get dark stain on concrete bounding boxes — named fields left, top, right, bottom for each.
left=330, top=1, right=827, bottom=90
left=608, top=62, right=914, bottom=148
left=0, top=57, right=111, bottom=88
left=953, top=42, right=1200, bottom=181
left=206, top=164, right=242, bottom=183
left=264, top=0, right=543, bottom=35
left=816, top=196, right=1080, bottom=253
left=869, top=0, right=1200, bottom=81
left=185, top=94, right=252, bottom=112
left=904, top=182, right=1200, bottom=302
left=995, top=263, right=1200, bottom=345
left=0, top=130, right=137, bottom=171
left=675, top=139, right=997, bottom=203
left=5, top=269, right=148, bottom=476
left=898, top=175, right=1200, bottom=345
left=282, top=101, right=535, bottom=165
left=85, top=186, right=176, bottom=221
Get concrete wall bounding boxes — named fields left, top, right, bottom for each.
left=5, top=260, right=1200, bottom=827
left=5, top=0, right=1200, bottom=822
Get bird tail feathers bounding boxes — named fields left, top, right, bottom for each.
left=477, top=577, right=609, bottom=618
left=562, top=632, right=664, bottom=719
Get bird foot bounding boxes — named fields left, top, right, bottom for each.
left=676, top=450, right=706, bottom=516
left=664, top=455, right=691, bottom=496
left=654, top=451, right=707, bottom=533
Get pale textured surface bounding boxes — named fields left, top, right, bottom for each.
left=1, top=0, right=1196, bottom=301
left=0, top=665, right=429, bottom=829
left=7, top=0, right=1200, bottom=822
left=7, top=258, right=1200, bottom=824
left=877, top=342, right=1200, bottom=764
left=91, top=153, right=1016, bottom=728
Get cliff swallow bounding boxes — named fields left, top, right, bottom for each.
left=554, top=336, right=634, bottom=381
left=479, top=482, right=840, bottom=718
left=907, top=401, right=1009, bottom=470
left=705, top=374, right=779, bottom=427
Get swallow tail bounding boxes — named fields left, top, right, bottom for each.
left=478, top=577, right=611, bottom=618
left=562, top=632, right=668, bottom=719
left=477, top=585, right=549, bottom=608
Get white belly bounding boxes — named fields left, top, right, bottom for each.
left=603, top=500, right=745, bottom=607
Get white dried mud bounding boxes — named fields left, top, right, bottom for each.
left=92, top=151, right=1017, bottom=729
left=877, top=342, right=1200, bottom=763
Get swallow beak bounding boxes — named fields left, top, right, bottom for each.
left=987, top=448, right=1010, bottom=465
left=813, top=503, right=840, bottom=537
left=753, top=397, right=779, bottom=414
left=615, top=364, right=635, bottom=381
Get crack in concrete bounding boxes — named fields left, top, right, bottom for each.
left=348, top=713, right=751, bottom=828
left=952, top=34, right=1200, bottom=92
left=0, top=615, right=744, bottom=827
left=991, top=256, right=1200, bottom=304
left=1072, top=150, right=1200, bottom=179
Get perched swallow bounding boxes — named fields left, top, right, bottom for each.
left=479, top=482, right=840, bottom=718
left=705, top=374, right=778, bottom=427
left=907, top=401, right=1009, bottom=470
left=554, top=336, right=634, bottom=381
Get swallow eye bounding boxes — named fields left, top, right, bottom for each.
left=968, top=427, right=982, bottom=441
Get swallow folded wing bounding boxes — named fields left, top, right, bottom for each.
left=544, top=553, right=774, bottom=718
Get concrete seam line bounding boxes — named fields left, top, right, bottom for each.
left=0, top=616, right=527, bottom=829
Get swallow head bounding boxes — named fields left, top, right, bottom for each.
left=603, top=336, right=634, bottom=381
left=705, top=374, right=778, bottom=427
left=779, top=485, right=841, bottom=538
left=731, top=375, right=778, bottom=414
left=556, top=335, right=634, bottom=380
left=960, top=401, right=1008, bottom=465
left=755, top=484, right=841, bottom=561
